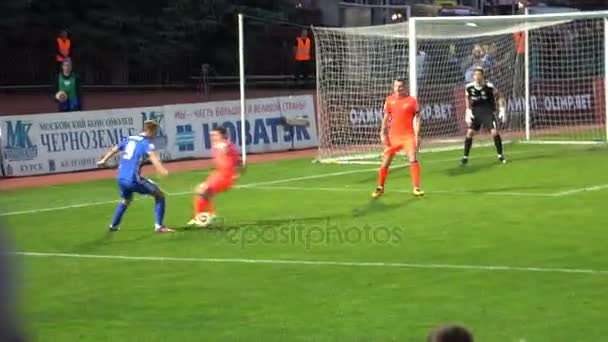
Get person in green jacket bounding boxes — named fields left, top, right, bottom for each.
left=55, top=58, right=82, bottom=112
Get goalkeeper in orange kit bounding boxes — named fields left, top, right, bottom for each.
left=371, top=78, right=424, bottom=198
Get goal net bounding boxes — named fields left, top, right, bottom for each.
left=312, top=11, right=608, bottom=163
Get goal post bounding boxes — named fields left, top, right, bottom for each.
left=605, top=16, right=608, bottom=142
left=312, top=11, right=608, bottom=163
left=238, top=13, right=247, bottom=165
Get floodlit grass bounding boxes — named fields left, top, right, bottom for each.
left=2, top=143, right=608, bottom=341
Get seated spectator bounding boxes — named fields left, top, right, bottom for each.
left=427, top=324, right=474, bottom=342
left=55, top=59, right=82, bottom=112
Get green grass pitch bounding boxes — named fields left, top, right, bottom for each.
left=2, top=143, right=608, bottom=341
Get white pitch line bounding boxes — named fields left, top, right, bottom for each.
left=1, top=180, right=601, bottom=217
left=0, top=170, right=386, bottom=217
left=430, top=189, right=553, bottom=197
left=230, top=149, right=530, bottom=188
left=552, top=184, right=608, bottom=197
left=0, top=148, right=596, bottom=217
left=234, top=166, right=405, bottom=188
left=0, top=179, right=601, bottom=217
left=242, top=185, right=554, bottom=197
left=0, top=199, right=121, bottom=217
left=11, top=251, right=608, bottom=276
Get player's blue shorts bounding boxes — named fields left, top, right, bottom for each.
left=118, top=178, right=160, bottom=200
left=59, top=98, right=80, bottom=112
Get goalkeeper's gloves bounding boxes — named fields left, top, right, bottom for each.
left=465, top=109, right=474, bottom=126
left=498, top=108, right=506, bottom=123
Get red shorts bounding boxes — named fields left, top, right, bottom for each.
left=384, top=134, right=417, bottom=156
left=203, top=171, right=235, bottom=195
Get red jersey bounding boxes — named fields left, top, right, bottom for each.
left=212, top=139, right=240, bottom=174
left=384, top=94, right=418, bottom=137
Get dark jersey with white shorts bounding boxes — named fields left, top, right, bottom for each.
left=465, top=81, right=498, bottom=130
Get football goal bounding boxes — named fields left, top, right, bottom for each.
left=311, top=11, right=608, bottom=163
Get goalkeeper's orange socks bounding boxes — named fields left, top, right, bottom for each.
left=410, top=161, right=421, bottom=189
left=378, top=167, right=389, bottom=187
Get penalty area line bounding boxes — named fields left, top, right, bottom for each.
left=552, top=184, right=608, bottom=197
left=2, top=148, right=604, bottom=217
left=11, top=252, right=608, bottom=276
left=3, top=181, right=606, bottom=217
left=0, top=199, right=122, bottom=217
left=241, top=185, right=555, bottom=197
left=0, top=167, right=406, bottom=217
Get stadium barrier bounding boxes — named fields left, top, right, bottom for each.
left=0, top=95, right=318, bottom=177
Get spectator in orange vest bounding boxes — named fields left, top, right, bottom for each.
left=56, top=29, right=71, bottom=70
left=293, top=29, right=312, bottom=84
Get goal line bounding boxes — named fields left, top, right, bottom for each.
left=315, top=140, right=514, bottom=164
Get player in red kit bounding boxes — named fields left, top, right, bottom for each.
left=371, top=78, right=424, bottom=198
left=188, top=126, right=242, bottom=227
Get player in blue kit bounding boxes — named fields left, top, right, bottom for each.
left=97, top=120, right=173, bottom=233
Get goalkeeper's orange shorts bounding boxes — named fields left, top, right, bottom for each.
left=384, top=134, right=417, bottom=156
left=202, top=171, right=235, bottom=195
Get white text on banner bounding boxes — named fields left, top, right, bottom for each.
left=0, top=107, right=162, bottom=176
left=165, top=95, right=318, bottom=159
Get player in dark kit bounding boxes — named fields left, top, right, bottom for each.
left=461, top=66, right=507, bottom=165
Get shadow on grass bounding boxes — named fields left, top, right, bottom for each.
left=171, top=196, right=413, bottom=236
left=174, top=215, right=351, bottom=233
left=350, top=146, right=604, bottom=182
left=445, top=150, right=574, bottom=177
left=445, top=160, right=500, bottom=176
left=68, top=229, right=155, bottom=254
left=351, top=197, right=415, bottom=217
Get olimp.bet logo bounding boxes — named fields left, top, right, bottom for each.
left=3, top=120, right=38, bottom=161
left=141, top=111, right=167, bottom=149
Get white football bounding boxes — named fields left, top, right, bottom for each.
left=55, top=91, right=68, bottom=102
left=195, top=212, right=213, bottom=227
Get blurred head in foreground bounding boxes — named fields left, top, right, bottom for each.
left=0, top=219, right=25, bottom=341
left=427, top=324, right=474, bottom=342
